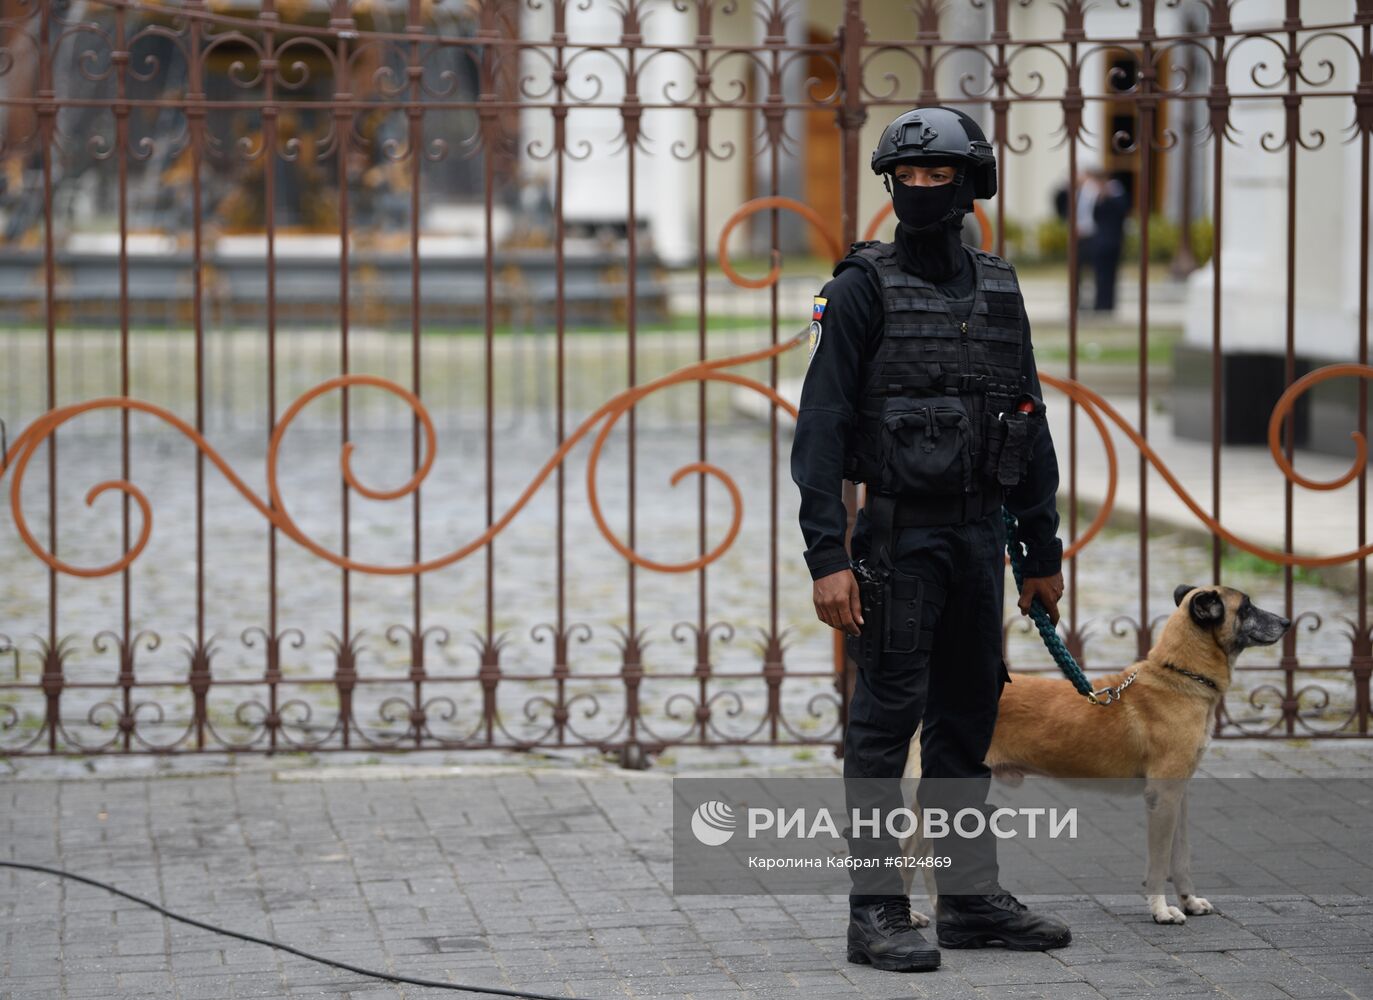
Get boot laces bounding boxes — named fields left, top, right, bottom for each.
left=875, top=896, right=914, bottom=933
left=984, top=887, right=1028, bottom=913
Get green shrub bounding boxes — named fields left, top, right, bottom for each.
left=1123, top=215, right=1214, bottom=267
left=1030, top=214, right=1212, bottom=267
left=1189, top=216, right=1214, bottom=267
left=1035, top=217, right=1070, bottom=262
left=997, top=216, right=1028, bottom=258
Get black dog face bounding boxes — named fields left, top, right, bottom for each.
left=1173, top=584, right=1291, bottom=654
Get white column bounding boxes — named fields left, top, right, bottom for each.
left=1182, top=3, right=1364, bottom=362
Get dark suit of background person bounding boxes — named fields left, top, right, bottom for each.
left=789, top=107, right=1073, bottom=973
left=1056, top=167, right=1131, bottom=313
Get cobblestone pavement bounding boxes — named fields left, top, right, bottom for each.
left=3, top=741, right=1373, bottom=1000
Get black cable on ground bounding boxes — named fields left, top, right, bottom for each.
left=0, top=860, right=607, bottom=1000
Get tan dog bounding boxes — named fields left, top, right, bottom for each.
left=900, top=584, right=1290, bottom=925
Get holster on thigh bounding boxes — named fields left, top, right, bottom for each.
left=844, top=562, right=935, bottom=676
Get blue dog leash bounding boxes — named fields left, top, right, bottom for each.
left=1002, top=508, right=1136, bottom=706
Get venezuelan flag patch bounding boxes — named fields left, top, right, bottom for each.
left=808, top=296, right=827, bottom=361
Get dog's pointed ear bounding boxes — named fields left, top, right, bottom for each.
left=1174, top=584, right=1197, bottom=607
left=1188, top=589, right=1224, bottom=627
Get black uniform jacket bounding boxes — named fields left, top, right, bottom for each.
left=790, top=255, right=1064, bottom=583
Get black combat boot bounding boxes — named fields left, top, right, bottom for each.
left=935, top=881, right=1072, bottom=951
left=846, top=896, right=941, bottom=972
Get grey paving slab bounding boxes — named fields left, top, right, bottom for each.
left=2, top=744, right=1373, bottom=1000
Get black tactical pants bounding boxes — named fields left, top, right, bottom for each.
left=843, top=505, right=1010, bottom=904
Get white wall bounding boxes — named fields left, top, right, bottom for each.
left=518, top=1, right=1240, bottom=271
left=1182, top=2, right=1369, bottom=360
left=518, top=0, right=698, bottom=265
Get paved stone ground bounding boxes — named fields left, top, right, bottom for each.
left=3, top=740, right=1373, bottom=1000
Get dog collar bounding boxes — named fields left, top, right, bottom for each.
left=1160, top=660, right=1220, bottom=691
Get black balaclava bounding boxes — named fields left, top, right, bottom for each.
left=889, top=156, right=974, bottom=284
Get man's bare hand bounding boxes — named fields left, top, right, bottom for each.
left=1018, top=571, right=1065, bottom=626
left=814, top=568, right=864, bottom=636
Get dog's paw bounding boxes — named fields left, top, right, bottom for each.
left=1152, top=905, right=1187, bottom=924
left=1147, top=894, right=1186, bottom=924
left=1181, top=895, right=1213, bottom=915
left=911, top=910, right=931, bottom=928
left=990, top=763, right=1026, bottom=787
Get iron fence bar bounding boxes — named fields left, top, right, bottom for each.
left=114, top=0, right=134, bottom=752
left=186, top=0, right=209, bottom=750
left=480, top=3, right=498, bottom=746
left=1, top=668, right=842, bottom=690
left=55, top=0, right=1373, bottom=50
left=1138, top=2, right=1156, bottom=661
left=9, top=93, right=1373, bottom=116
left=1357, top=0, right=1372, bottom=735
left=1281, top=0, right=1300, bottom=735
left=991, top=0, right=1008, bottom=260
left=1064, top=47, right=1081, bottom=665
left=552, top=0, right=570, bottom=746
left=333, top=0, right=356, bottom=749
left=38, top=0, right=59, bottom=752
left=407, top=0, right=425, bottom=748
left=767, top=8, right=782, bottom=739
left=834, top=0, right=866, bottom=753
left=263, top=0, right=281, bottom=754
left=1207, top=2, right=1230, bottom=736
left=626, top=9, right=642, bottom=761
left=695, top=2, right=712, bottom=746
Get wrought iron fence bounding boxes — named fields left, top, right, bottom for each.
left=0, top=0, right=1369, bottom=760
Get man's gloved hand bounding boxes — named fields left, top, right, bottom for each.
left=1018, top=571, right=1065, bottom=626
left=813, top=568, right=864, bottom=636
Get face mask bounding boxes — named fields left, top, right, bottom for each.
left=890, top=177, right=961, bottom=233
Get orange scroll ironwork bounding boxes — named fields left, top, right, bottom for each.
left=1044, top=365, right=1373, bottom=569
left=1, top=336, right=803, bottom=579
left=4, top=352, right=1369, bottom=579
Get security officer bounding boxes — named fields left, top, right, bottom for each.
left=790, top=107, right=1072, bottom=971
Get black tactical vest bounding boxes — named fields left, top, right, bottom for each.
left=837, top=240, right=1032, bottom=497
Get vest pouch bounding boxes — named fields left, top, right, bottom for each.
left=982, top=410, right=1008, bottom=484
left=983, top=394, right=1046, bottom=487
left=878, top=395, right=974, bottom=496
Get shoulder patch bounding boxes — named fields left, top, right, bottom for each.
left=808, top=295, right=826, bottom=361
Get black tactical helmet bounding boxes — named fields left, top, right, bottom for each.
left=870, top=106, right=997, bottom=200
